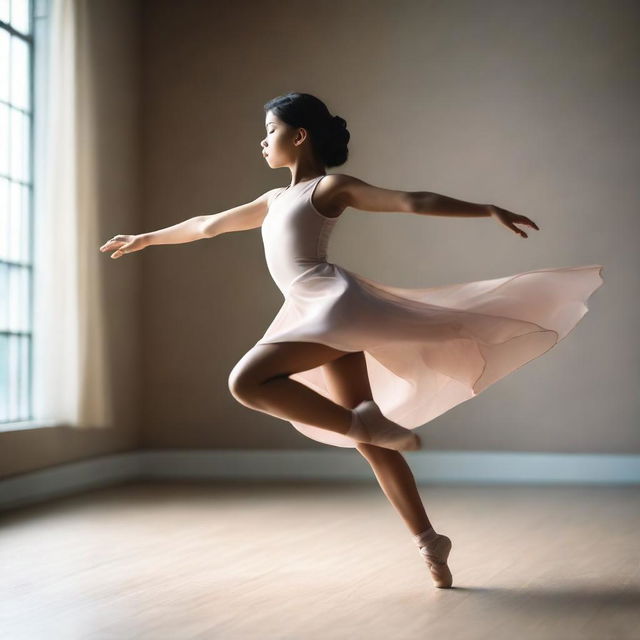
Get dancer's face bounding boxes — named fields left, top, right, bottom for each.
left=260, top=111, right=301, bottom=167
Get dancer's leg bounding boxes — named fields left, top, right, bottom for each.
left=355, top=443, right=432, bottom=535
left=323, top=352, right=453, bottom=587
left=321, top=352, right=432, bottom=535
left=228, top=342, right=418, bottom=450
left=228, top=341, right=357, bottom=435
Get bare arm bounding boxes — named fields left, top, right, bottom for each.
left=412, top=192, right=540, bottom=237
left=199, top=187, right=280, bottom=238
left=146, top=187, right=279, bottom=243
left=410, top=192, right=490, bottom=218
left=336, top=175, right=540, bottom=238
left=100, top=188, right=280, bottom=259
left=142, top=216, right=210, bottom=246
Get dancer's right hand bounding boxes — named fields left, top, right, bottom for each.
left=99, top=234, right=148, bottom=259
left=488, top=205, right=540, bottom=239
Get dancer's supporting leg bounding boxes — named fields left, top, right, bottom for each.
left=355, top=443, right=432, bottom=534
left=319, top=353, right=430, bottom=530
left=356, top=441, right=453, bottom=588
left=323, top=352, right=453, bottom=588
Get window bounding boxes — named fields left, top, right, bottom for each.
left=0, top=0, right=34, bottom=426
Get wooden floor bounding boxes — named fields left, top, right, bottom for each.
left=1, top=481, right=639, bottom=639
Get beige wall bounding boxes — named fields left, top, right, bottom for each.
left=2, top=0, right=638, bottom=478
left=0, top=0, right=142, bottom=478
left=139, top=0, right=635, bottom=454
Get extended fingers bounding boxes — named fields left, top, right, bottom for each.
left=495, top=208, right=540, bottom=238
left=111, top=244, right=130, bottom=258
left=511, top=215, right=540, bottom=238
left=519, top=216, right=540, bottom=230
left=511, top=225, right=528, bottom=238
left=100, top=238, right=124, bottom=251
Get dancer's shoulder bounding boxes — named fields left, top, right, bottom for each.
left=324, top=174, right=414, bottom=214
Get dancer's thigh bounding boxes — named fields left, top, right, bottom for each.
left=320, top=351, right=387, bottom=458
left=320, top=350, right=373, bottom=409
left=228, top=340, right=352, bottom=398
left=323, top=351, right=400, bottom=459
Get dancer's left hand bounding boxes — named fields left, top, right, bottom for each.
left=488, top=205, right=540, bottom=238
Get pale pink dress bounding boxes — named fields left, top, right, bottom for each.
left=257, top=174, right=604, bottom=448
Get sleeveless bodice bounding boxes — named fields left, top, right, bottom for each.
left=256, top=173, right=604, bottom=450
left=261, top=175, right=340, bottom=294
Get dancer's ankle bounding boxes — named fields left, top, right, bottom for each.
left=413, top=525, right=439, bottom=548
left=347, top=407, right=369, bottom=442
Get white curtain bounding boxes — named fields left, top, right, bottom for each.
left=32, top=0, right=113, bottom=429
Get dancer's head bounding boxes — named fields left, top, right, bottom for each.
left=261, top=93, right=350, bottom=171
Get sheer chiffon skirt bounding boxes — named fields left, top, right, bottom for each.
left=256, top=263, right=605, bottom=448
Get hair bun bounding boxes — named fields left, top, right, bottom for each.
left=332, top=115, right=347, bottom=129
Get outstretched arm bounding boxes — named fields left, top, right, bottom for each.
left=411, top=191, right=490, bottom=218
left=337, top=175, right=540, bottom=238
left=100, top=187, right=280, bottom=259
left=100, top=214, right=220, bottom=260
left=412, top=191, right=540, bottom=238
left=200, top=187, right=281, bottom=238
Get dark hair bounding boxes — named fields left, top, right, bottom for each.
left=264, top=92, right=350, bottom=168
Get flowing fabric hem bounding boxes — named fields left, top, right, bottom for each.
left=255, top=264, right=605, bottom=448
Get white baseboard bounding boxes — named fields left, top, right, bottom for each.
left=1, top=449, right=639, bottom=512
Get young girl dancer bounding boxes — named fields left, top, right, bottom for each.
left=100, top=92, right=604, bottom=589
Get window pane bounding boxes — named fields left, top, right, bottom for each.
left=0, top=101, right=8, bottom=175
left=19, top=183, right=30, bottom=260
left=8, top=332, right=18, bottom=418
left=0, top=333, right=7, bottom=421
left=8, top=265, right=29, bottom=331
left=9, top=180, right=29, bottom=262
left=0, top=0, right=10, bottom=24
left=10, top=106, right=29, bottom=182
left=0, top=177, right=8, bottom=258
left=19, top=332, right=29, bottom=417
left=0, top=262, right=7, bottom=329
left=11, top=33, right=29, bottom=110
left=11, top=0, right=30, bottom=36
left=0, top=29, right=9, bottom=103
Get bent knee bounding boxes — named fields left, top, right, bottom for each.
left=227, top=366, right=266, bottom=406
left=228, top=374, right=253, bottom=405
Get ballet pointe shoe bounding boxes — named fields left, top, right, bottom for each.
left=347, top=399, right=421, bottom=451
left=418, top=534, right=453, bottom=589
